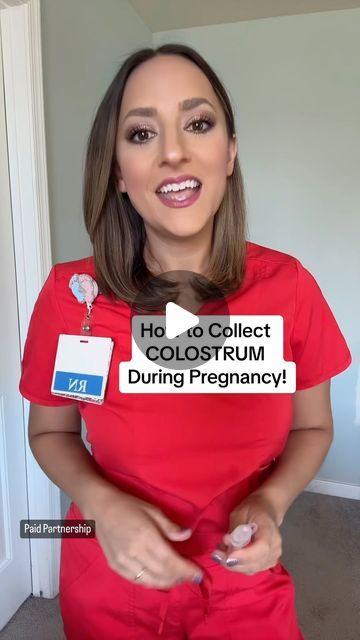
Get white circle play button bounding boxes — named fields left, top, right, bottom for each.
left=130, top=270, right=230, bottom=370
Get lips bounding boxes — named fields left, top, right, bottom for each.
left=156, top=184, right=202, bottom=209
left=155, top=175, right=201, bottom=192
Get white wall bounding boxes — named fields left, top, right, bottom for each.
left=153, top=9, right=360, bottom=487
left=41, top=0, right=152, bottom=263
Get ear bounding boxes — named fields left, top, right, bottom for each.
left=114, top=162, right=127, bottom=193
left=226, top=134, right=237, bottom=177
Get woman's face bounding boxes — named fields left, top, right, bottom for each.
left=115, top=55, right=237, bottom=240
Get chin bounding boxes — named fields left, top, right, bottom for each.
left=157, top=213, right=213, bottom=237
left=164, top=222, right=209, bottom=239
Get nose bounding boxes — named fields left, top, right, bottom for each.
left=158, top=127, right=190, bottom=167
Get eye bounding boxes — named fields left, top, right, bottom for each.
left=186, top=115, right=215, bottom=134
left=125, top=114, right=215, bottom=145
left=126, top=125, right=156, bottom=145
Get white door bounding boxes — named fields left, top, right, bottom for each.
left=0, top=25, right=32, bottom=630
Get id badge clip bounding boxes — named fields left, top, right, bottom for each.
left=51, top=273, right=113, bottom=404
left=51, top=334, right=113, bottom=404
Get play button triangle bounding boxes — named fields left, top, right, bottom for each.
left=165, top=302, right=199, bottom=339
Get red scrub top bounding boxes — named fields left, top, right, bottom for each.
left=19, top=240, right=352, bottom=638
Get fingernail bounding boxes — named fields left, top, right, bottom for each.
left=192, top=573, right=203, bottom=584
left=226, top=558, right=240, bottom=567
left=211, top=552, right=224, bottom=563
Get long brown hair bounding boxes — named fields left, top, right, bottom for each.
left=83, top=43, right=248, bottom=311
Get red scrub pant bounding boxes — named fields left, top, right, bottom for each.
left=60, top=469, right=305, bottom=638
left=60, top=537, right=304, bottom=639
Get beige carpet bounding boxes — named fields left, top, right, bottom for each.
left=1, top=491, right=359, bottom=639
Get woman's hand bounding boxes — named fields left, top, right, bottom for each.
left=89, top=487, right=204, bottom=589
left=211, top=493, right=282, bottom=575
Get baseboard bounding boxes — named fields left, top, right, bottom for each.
left=305, top=479, right=360, bottom=500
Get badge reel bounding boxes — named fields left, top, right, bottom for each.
left=51, top=274, right=114, bottom=404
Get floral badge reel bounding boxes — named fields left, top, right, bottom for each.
left=69, top=273, right=99, bottom=335
left=51, top=273, right=112, bottom=404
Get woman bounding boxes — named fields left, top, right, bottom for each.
left=19, top=44, right=352, bottom=639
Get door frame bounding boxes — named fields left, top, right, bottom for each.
left=1, top=0, right=61, bottom=597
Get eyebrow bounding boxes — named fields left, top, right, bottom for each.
left=123, top=97, right=216, bottom=122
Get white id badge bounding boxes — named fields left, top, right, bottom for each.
left=51, top=335, right=114, bottom=404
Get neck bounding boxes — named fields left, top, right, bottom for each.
left=143, top=221, right=213, bottom=275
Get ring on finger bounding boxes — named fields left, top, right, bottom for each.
left=134, top=567, right=146, bottom=581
